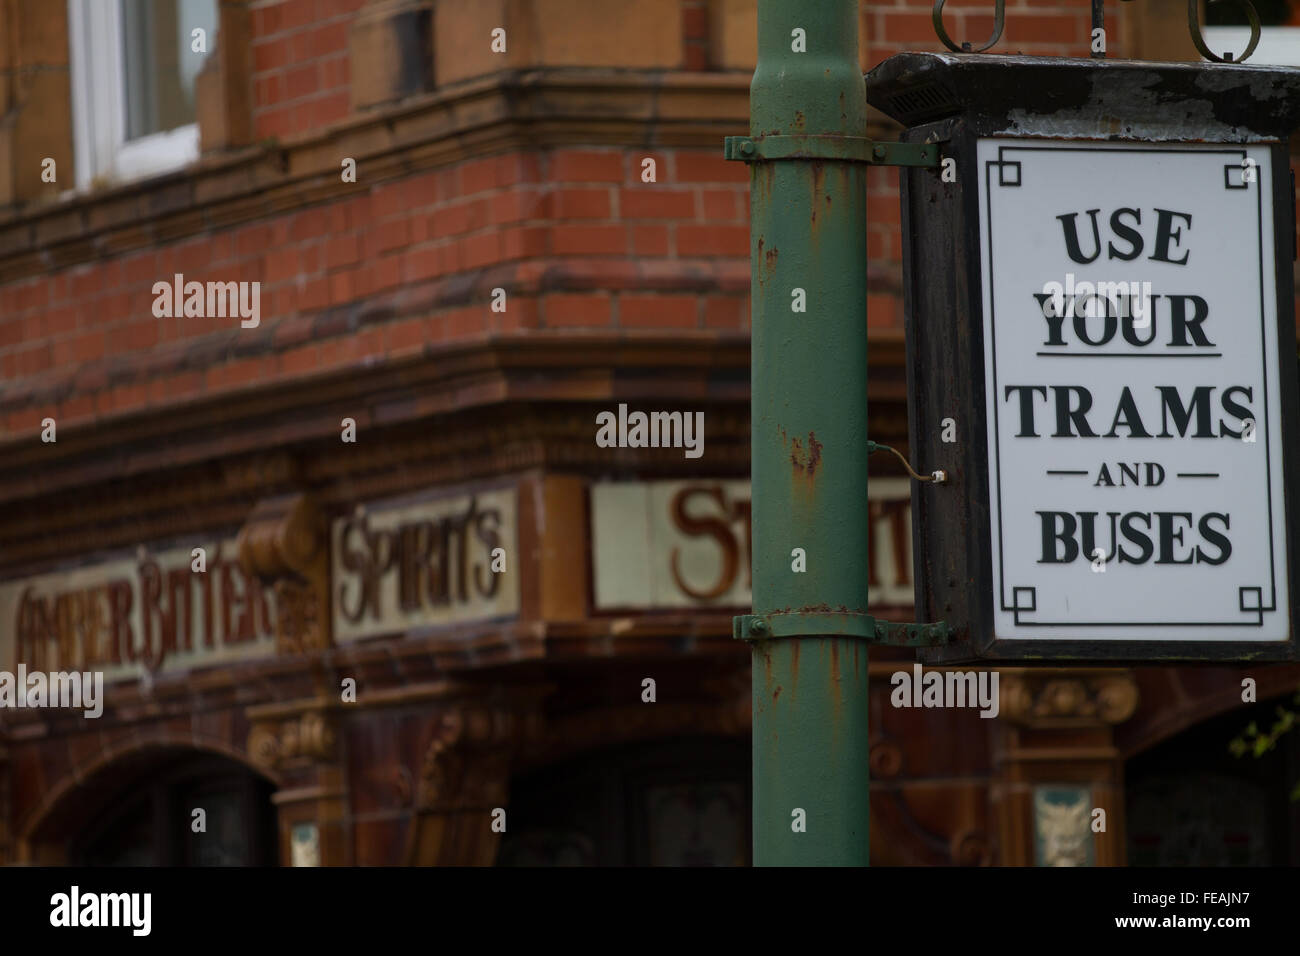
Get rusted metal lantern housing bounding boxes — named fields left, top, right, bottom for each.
left=866, top=53, right=1300, bottom=663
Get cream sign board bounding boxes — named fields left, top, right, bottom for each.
left=0, top=538, right=276, bottom=683
left=591, top=479, right=915, bottom=610
left=978, top=140, right=1289, bottom=641
left=332, top=488, right=518, bottom=642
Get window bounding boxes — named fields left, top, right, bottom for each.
left=67, top=0, right=218, bottom=189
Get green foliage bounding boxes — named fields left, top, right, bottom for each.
left=1229, top=690, right=1300, bottom=800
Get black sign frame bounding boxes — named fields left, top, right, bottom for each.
left=866, top=53, right=1300, bottom=662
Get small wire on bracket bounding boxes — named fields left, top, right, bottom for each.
left=867, top=440, right=947, bottom=484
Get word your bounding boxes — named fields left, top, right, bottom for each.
left=1035, top=293, right=1214, bottom=349
left=1038, top=272, right=1154, bottom=325
left=890, top=663, right=999, bottom=718
left=0, top=666, right=102, bottom=718
left=152, top=273, right=261, bottom=328
left=50, top=886, right=151, bottom=936
left=596, top=404, right=704, bottom=459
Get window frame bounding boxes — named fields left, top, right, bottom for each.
left=67, top=0, right=202, bottom=190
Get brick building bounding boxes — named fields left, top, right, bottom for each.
left=0, top=0, right=1297, bottom=866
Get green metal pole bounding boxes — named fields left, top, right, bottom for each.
left=747, top=0, right=871, bottom=865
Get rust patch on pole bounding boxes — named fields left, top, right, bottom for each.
left=789, top=431, right=823, bottom=476
left=810, top=162, right=826, bottom=238
left=829, top=639, right=842, bottom=722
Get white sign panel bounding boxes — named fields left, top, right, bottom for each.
left=978, top=139, right=1288, bottom=640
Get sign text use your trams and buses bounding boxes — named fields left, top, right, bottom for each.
left=978, top=141, right=1289, bottom=640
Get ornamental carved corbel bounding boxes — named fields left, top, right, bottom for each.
left=999, top=669, right=1139, bottom=728
left=248, top=709, right=337, bottom=772
left=405, top=689, right=548, bottom=866
left=238, top=493, right=331, bottom=655
left=416, top=703, right=544, bottom=813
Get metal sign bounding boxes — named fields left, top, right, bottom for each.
left=866, top=53, right=1300, bottom=661
left=979, top=140, right=1287, bottom=642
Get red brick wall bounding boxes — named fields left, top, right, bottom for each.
left=241, top=0, right=1128, bottom=140
left=683, top=0, right=709, bottom=70
left=0, top=0, right=1243, bottom=438
left=0, top=146, right=750, bottom=433
left=251, top=0, right=366, bottom=138
left=868, top=0, right=1103, bottom=62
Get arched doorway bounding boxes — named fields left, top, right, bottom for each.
left=29, top=747, right=279, bottom=866
left=1125, top=691, right=1300, bottom=865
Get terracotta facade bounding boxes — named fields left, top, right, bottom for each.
left=0, top=0, right=1297, bottom=866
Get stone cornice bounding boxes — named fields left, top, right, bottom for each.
left=0, top=331, right=908, bottom=571
left=2, top=257, right=755, bottom=413
left=0, top=69, right=760, bottom=282
left=0, top=332, right=747, bottom=489
left=0, top=331, right=904, bottom=488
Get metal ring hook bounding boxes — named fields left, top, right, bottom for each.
left=932, top=0, right=1005, bottom=53
left=1185, top=0, right=1261, bottom=63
